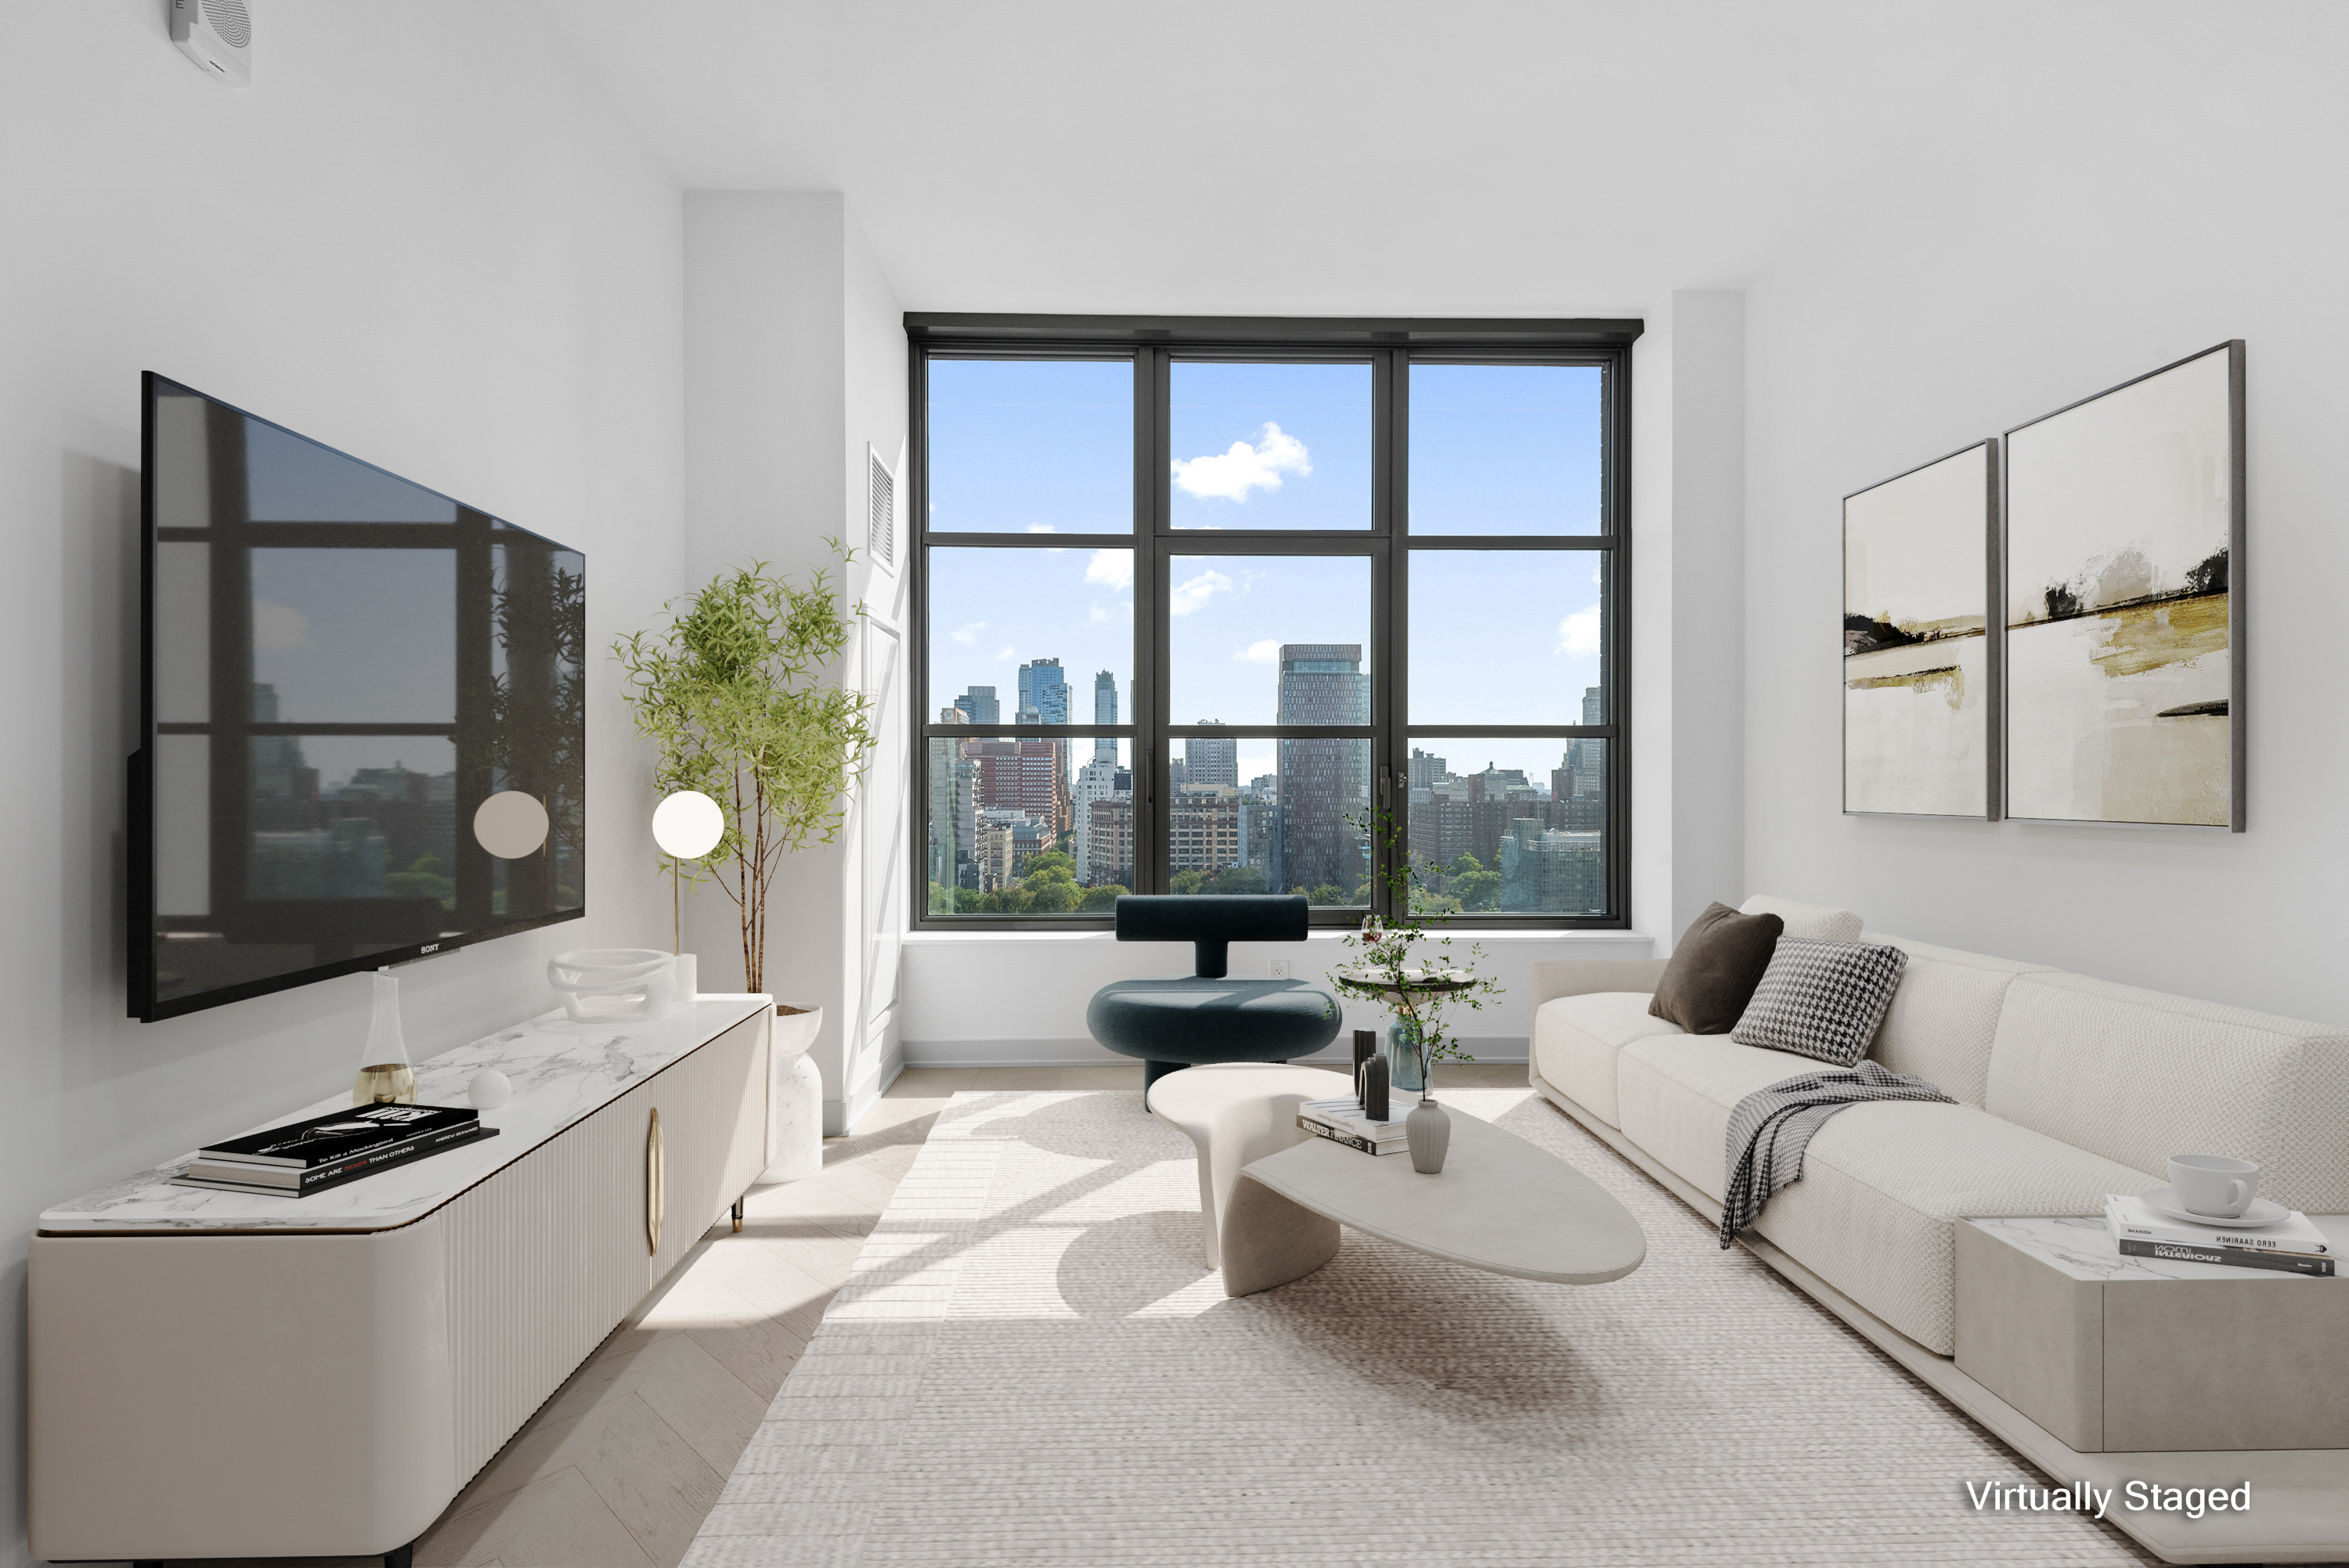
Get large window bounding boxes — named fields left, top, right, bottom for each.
left=911, top=316, right=1638, bottom=928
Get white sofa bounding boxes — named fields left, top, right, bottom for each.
left=1527, top=895, right=2349, bottom=1358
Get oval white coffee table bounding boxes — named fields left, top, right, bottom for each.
left=1223, top=1110, right=1648, bottom=1296
left=1148, top=1064, right=1646, bottom=1298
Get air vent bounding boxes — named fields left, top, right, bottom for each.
left=867, top=450, right=894, bottom=569
left=203, top=0, right=251, bottom=49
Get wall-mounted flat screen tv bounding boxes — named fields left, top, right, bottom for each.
left=131, top=373, right=585, bottom=1022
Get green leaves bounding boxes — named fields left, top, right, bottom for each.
left=612, top=552, right=878, bottom=990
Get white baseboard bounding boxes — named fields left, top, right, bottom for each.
left=901, top=1036, right=1528, bottom=1069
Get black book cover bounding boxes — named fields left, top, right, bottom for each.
left=177, top=1123, right=500, bottom=1197
left=2117, top=1237, right=2336, bottom=1276
left=198, top=1102, right=480, bottom=1168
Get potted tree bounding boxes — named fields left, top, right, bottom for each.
left=614, top=550, right=878, bottom=1181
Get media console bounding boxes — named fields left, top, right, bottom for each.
left=30, top=996, right=775, bottom=1566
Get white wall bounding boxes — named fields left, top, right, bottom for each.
left=680, top=193, right=908, bottom=1132
left=1742, top=22, right=2349, bottom=1023
left=0, top=5, right=684, bottom=1562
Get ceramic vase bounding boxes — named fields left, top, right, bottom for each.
left=1406, top=1100, right=1452, bottom=1174
left=761, top=1005, right=825, bottom=1183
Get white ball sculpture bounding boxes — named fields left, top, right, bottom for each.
left=469, top=1069, right=513, bottom=1110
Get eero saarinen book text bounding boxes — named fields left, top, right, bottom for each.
left=175, top=1122, right=499, bottom=1197
left=197, top=1102, right=479, bottom=1168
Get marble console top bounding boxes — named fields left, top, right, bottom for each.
left=1968, top=1213, right=2349, bottom=1284
left=40, top=996, right=771, bottom=1236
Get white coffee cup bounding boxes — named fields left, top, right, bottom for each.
left=2170, top=1153, right=2261, bottom=1219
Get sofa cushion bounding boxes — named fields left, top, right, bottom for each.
left=1758, top=1103, right=2162, bottom=1354
left=1615, top=1036, right=1824, bottom=1202
left=1985, top=971, right=2349, bottom=1214
left=1859, top=932, right=2058, bottom=1108
left=1531, top=992, right=1684, bottom=1127
left=1649, top=902, right=1783, bottom=1035
left=1739, top=893, right=1864, bottom=943
left=1617, top=1033, right=2160, bottom=1354
left=1731, top=938, right=1906, bottom=1066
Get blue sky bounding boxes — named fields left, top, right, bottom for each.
left=926, top=359, right=1606, bottom=784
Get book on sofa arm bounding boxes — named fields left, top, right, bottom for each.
left=2104, top=1197, right=2335, bottom=1275
left=2105, top=1194, right=2332, bottom=1254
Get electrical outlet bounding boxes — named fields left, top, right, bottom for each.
left=1268, top=958, right=1293, bottom=979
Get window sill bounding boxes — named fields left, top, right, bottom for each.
left=899, top=927, right=1658, bottom=946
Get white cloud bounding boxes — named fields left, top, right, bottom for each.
left=994, top=645, right=1017, bottom=661
left=1556, top=605, right=1602, bottom=656
left=949, top=620, right=987, bottom=645
left=1171, top=422, right=1311, bottom=503
left=1084, top=550, right=1133, bottom=590
left=1027, top=523, right=1055, bottom=533
left=252, top=600, right=310, bottom=651
left=1170, top=568, right=1236, bottom=616
left=1088, top=604, right=1110, bottom=624
left=1239, top=639, right=1282, bottom=662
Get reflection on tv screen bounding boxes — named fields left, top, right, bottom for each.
left=138, top=375, right=585, bottom=1019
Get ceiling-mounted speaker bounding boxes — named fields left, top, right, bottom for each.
left=171, top=0, right=252, bottom=87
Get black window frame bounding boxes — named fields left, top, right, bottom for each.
left=907, top=314, right=1643, bottom=932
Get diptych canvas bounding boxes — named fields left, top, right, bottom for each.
left=1843, top=442, right=1999, bottom=818
left=2004, top=343, right=2244, bottom=830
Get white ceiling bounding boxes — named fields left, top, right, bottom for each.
left=537, top=2, right=2250, bottom=316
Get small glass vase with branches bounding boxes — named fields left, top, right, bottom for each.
left=612, top=550, right=878, bottom=997
left=1330, top=803, right=1503, bottom=1099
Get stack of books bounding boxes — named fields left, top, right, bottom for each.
left=172, top=1103, right=497, bottom=1197
left=2104, top=1193, right=2336, bottom=1277
left=1297, top=1097, right=1413, bottom=1156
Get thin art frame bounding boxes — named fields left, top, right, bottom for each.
left=2001, top=341, right=2246, bottom=832
left=1841, top=439, right=2002, bottom=820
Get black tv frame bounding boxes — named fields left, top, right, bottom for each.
left=129, top=372, right=585, bottom=1022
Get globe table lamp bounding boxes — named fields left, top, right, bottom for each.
left=651, top=790, right=725, bottom=1014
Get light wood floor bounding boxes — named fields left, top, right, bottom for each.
left=157, top=1059, right=1529, bottom=1568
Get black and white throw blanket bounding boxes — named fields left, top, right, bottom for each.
left=1719, top=1059, right=1954, bottom=1247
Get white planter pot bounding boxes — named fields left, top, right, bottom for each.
left=762, top=1005, right=824, bottom=1184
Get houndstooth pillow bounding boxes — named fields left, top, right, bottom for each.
left=1730, top=938, right=1907, bottom=1066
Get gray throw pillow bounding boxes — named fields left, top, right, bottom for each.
left=1730, top=938, right=1907, bottom=1066
left=1647, top=903, right=1784, bottom=1036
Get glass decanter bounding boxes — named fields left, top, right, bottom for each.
left=352, top=968, right=418, bottom=1105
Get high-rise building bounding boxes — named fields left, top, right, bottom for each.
left=1017, top=659, right=1070, bottom=726
left=1408, top=748, right=1448, bottom=796
left=1071, top=752, right=1124, bottom=883
left=1185, top=722, right=1238, bottom=788
left=1571, top=684, right=1606, bottom=798
left=1499, top=820, right=1605, bottom=913
left=965, top=737, right=1068, bottom=831
left=927, top=706, right=969, bottom=897
left=1019, top=658, right=1072, bottom=820
left=957, top=686, right=1001, bottom=726
left=1085, top=794, right=1135, bottom=891
left=1169, top=785, right=1251, bottom=881
left=1092, top=669, right=1117, bottom=763
left=1276, top=643, right=1369, bottom=900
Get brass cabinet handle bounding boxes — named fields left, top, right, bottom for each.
left=646, top=1107, right=666, bottom=1256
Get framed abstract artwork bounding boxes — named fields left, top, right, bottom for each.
left=2004, top=342, right=2245, bottom=830
left=1843, top=441, right=1999, bottom=818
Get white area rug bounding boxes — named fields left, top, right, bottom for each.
left=685, top=1088, right=2155, bottom=1566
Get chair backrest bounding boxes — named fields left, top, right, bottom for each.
left=1114, top=894, right=1308, bottom=977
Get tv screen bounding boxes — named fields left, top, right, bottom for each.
left=132, top=373, right=586, bottom=1022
